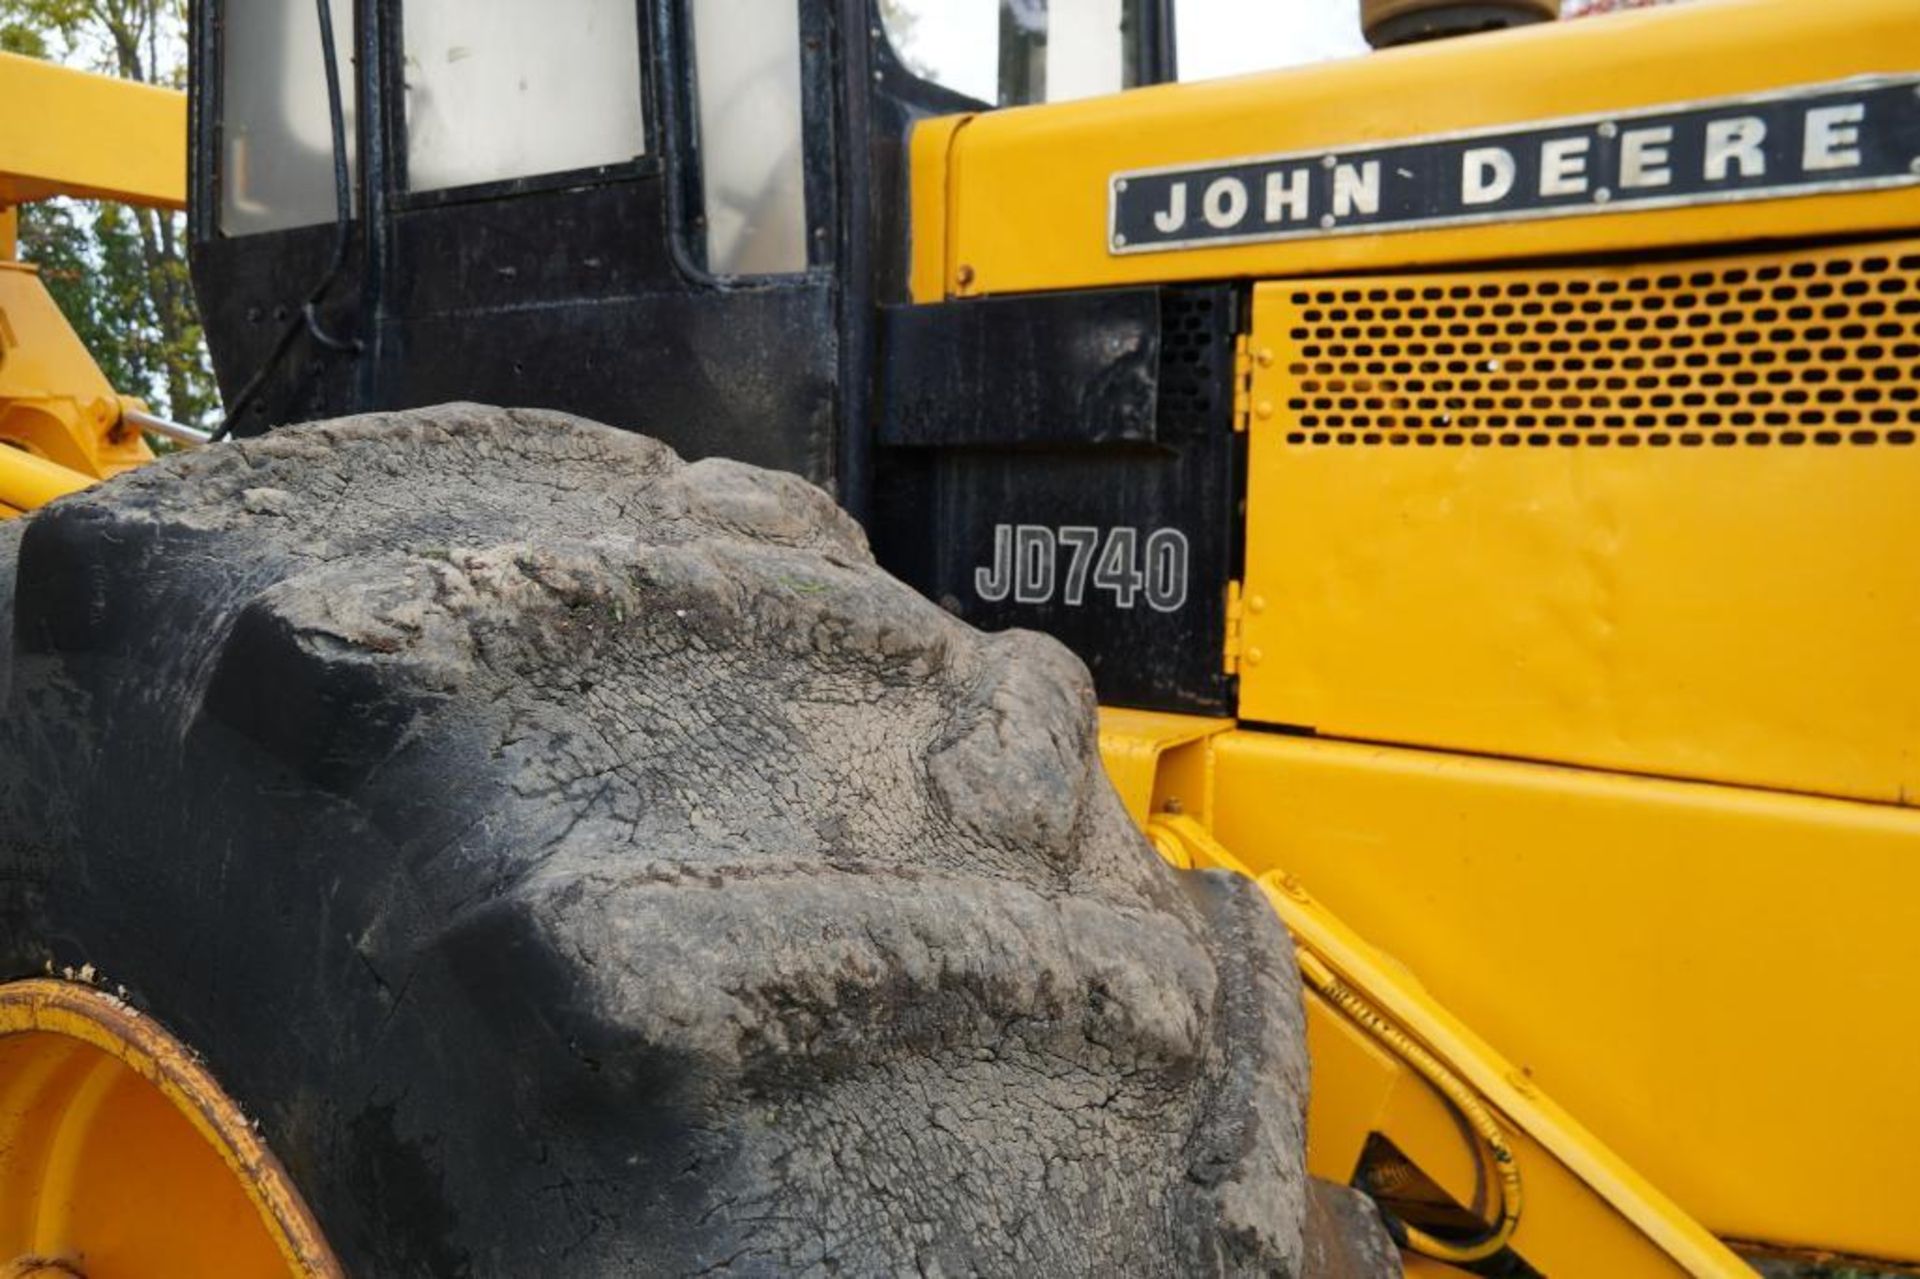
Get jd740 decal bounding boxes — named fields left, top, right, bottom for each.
left=1109, top=76, right=1920, bottom=254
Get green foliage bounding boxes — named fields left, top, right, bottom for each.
left=0, top=13, right=49, bottom=55
left=4, top=0, right=217, bottom=424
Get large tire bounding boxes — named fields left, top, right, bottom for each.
left=0, top=405, right=1381, bottom=1276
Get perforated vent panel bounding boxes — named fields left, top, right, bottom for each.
left=1279, top=241, right=1920, bottom=448
left=1158, top=288, right=1232, bottom=432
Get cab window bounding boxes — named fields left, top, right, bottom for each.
left=879, top=0, right=1145, bottom=107
left=686, top=0, right=811, bottom=275
left=403, top=0, right=647, bottom=193
left=1174, top=0, right=1366, bottom=80
left=219, top=0, right=357, bottom=235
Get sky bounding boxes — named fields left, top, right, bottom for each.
left=1176, top=0, right=1369, bottom=80
left=884, top=0, right=1370, bottom=102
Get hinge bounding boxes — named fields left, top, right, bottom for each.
left=1230, top=334, right=1254, bottom=434
left=1223, top=579, right=1245, bottom=675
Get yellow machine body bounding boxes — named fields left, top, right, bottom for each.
left=1109, top=710, right=1920, bottom=1272
left=1222, top=242, right=1920, bottom=1264
left=902, top=0, right=1920, bottom=1270
left=0, top=50, right=187, bottom=516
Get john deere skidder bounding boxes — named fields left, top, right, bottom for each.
left=0, top=0, right=1916, bottom=1274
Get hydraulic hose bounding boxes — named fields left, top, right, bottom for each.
left=1149, top=814, right=1523, bottom=1264
left=1295, top=948, right=1524, bottom=1264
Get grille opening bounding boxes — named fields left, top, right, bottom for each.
left=1158, top=290, right=1225, bottom=428
left=1278, top=243, right=1920, bottom=449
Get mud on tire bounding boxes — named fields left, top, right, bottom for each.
left=0, top=404, right=1356, bottom=1276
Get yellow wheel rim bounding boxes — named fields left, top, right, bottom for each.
left=0, top=978, right=341, bottom=1278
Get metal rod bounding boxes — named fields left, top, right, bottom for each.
left=122, top=406, right=212, bottom=447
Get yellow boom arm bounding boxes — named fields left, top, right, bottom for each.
left=0, top=50, right=185, bottom=211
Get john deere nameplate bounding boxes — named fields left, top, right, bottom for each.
left=1108, top=76, right=1920, bottom=254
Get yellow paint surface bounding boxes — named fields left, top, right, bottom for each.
left=913, top=0, right=1920, bottom=299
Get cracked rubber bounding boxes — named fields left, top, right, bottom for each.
left=0, top=404, right=1394, bottom=1277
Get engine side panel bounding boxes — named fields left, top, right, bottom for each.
left=1237, top=238, right=1920, bottom=805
